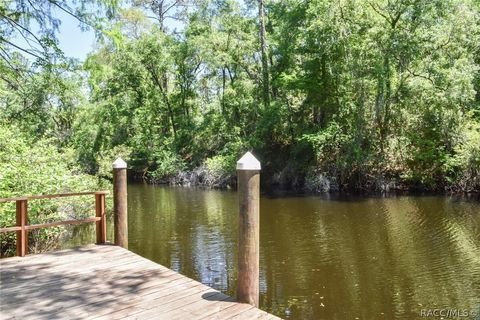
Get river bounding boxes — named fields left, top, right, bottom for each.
left=72, top=184, right=480, bottom=319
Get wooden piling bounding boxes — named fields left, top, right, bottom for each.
left=236, top=152, right=261, bottom=307
left=113, top=158, right=128, bottom=249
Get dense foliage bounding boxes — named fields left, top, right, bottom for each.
left=1, top=0, right=117, bottom=254
left=73, top=0, right=480, bottom=192
left=0, top=123, right=107, bottom=256
left=2, top=0, right=480, bottom=197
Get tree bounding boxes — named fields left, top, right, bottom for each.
left=133, top=0, right=192, bottom=32
left=0, top=0, right=118, bottom=73
left=1, top=0, right=119, bottom=144
left=2, top=0, right=479, bottom=192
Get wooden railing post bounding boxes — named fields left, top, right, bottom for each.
left=16, top=199, right=28, bottom=257
left=95, top=193, right=107, bottom=244
left=236, top=152, right=261, bottom=307
left=113, top=158, right=128, bottom=249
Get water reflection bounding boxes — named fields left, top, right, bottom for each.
left=128, top=186, right=238, bottom=292
left=69, top=185, right=480, bottom=320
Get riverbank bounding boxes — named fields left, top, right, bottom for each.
left=142, top=165, right=480, bottom=195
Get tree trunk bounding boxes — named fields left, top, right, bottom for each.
left=258, top=0, right=270, bottom=109
left=149, top=67, right=177, bottom=139
left=222, top=67, right=226, bottom=114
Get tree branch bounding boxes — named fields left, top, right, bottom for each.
left=0, top=12, right=48, bottom=53
left=405, top=67, right=444, bottom=91
left=368, top=2, right=391, bottom=24
left=0, top=37, right=44, bottom=60
left=46, top=0, right=97, bottom=30
left=162, top=0, right=179, bottom=16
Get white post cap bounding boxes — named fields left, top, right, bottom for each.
left=112, top=158, right=127, bottom=169
left=236, top=152, right=261, bottom=170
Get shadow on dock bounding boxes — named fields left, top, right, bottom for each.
left=0, top=245, right=281, bottom=319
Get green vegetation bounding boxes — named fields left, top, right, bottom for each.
left=0, top=124, right=108, bottom=255
left=1, top=0, right=480, bottom=201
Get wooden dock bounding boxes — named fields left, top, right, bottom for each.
left=0, top=244, right=281, bottom=320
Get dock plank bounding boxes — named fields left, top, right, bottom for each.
left=196, top=302, right=254, bottom=320
left=0, top=245, right=281, bottom=320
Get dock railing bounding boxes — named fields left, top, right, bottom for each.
left=0, top=191, right=108, bottom=257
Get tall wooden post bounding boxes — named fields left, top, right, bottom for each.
left=236, top=152, right=261, bottom=307
left=16, top=199, right=28, bottom=257
left=113, top=158, right=128, bottom=249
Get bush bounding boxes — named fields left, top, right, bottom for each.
left=448, top=119, right=480, bottom=192
left=206, top=154, right=236, bottom=176
left=96, top=145, right=132, bottom=179
left=0, top=123, right=107, bottom=256
left=147, top=149, right=186, bottom=182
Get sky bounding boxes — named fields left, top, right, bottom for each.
left=8, top=6, right=96, bottom=62
left=55, top=10, right=97, bottom=61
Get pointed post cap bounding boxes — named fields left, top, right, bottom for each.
left=236, top=152, right=261, bottom=171
left=112, top=158, right=127, bottom=169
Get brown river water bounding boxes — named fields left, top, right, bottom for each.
left=70, top=184, right=480, bottom=320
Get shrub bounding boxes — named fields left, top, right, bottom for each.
left=0, top=124, right=106, bottom=256
left=147, top=149, right=186, bottom=182
left=448, top=119, right=480, bottom=192
left=96, top=145, right=132, bottom=179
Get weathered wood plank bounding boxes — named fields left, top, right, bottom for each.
left=0, top=244, right=118, bottom=266
left=1, top=245, right=169, bottom=279
left=159, top=291, right=236, bottom=320
left=78, top=277, right=198, bottom=319
left=196, top=302, right=254, bottom=320
left=25, top=276, right=195, bottom=320
left=1, top=251, right=137, bottom=288
left=0, top=191, right=108, bottom=203
left=230, top=307, right=275, bottom=320
left=123, top=289, right=219, bottom=320
left=24, top=217, right=101, bottom=230
left=0, top=245, right=282, bottom=320
left=90, top=282, right=208, bottom=320
left=2, top=265, right=178, bottom=308
left=4, top=269, right=181, bottom=318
